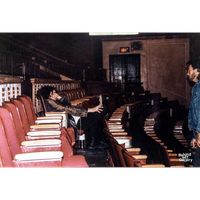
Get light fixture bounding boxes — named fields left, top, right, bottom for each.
left=89, top=32, right=138, bottom=36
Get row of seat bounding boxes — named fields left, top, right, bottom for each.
left=59, top=89, right=99, bottom=108
left=173, top=120, right=195, bottom=164
left=103, top=108, right=165, bottom=167
left=0, top=95, right=88, bottom=167
left=102, top=88, right=191, bottom=167
left=47, top=86, right=192, bottom=167
left=33, top=85, right=188, bottom=166
left=144, top=109, right=188, bottom=167
left=173, top=120, right=188, bottom=148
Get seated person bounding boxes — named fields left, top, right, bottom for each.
left=37, top=86, right=109, bottom=149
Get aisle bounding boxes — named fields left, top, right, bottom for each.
left=74, top=146, right=109, bottom=167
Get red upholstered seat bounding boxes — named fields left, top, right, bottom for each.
left=0, top=106, right=88, bottom=167
left=17, top=95, right=75, bottom=145
left=17, top=96, right=36, bottom=126
left=1, top=103, right=70, bottom=154
left=0, top=115, right=84, bottom=167
left=7, top=99, right=69, bottom=142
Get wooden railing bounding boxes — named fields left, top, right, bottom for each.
left=0, top=75, right=121, bottom=114
left=30, top=78, right=121, bottom=114
left=0, top=75, right=23, bottom=105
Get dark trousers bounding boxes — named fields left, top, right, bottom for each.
left=77, top=104, right=109, bottom=139
left=193, top=147, right=200, bottom=167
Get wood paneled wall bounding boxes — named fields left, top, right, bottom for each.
left=102, top=37, right=190, bottom=108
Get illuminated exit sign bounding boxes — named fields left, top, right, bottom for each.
left=89, top=30, right=139, bottom=36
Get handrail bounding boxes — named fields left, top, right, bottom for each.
left=0, top=34, right=81, bottom=68
left=0, top=34, right=87, bottom=80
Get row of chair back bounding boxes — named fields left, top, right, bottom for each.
left=60, top=88, right=86, bottom=101
left=0, top=95, right=88, bottom=167
left=104, top=119, right=165, bottom=167
left=103, top=119, right=140, bottom=167
left=103, top=90, right=187, bottom=167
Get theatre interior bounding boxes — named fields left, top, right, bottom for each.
left=0, top=32, right=199, bottom=168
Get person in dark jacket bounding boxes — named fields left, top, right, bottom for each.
left=186, top=58, right=200, bottom=166
left=37, top=86, right=108, bottom=150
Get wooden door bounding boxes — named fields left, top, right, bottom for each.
left=109, top=54, right=140, bottom=83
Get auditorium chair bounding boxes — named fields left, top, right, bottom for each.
left=113, top=138, right=147, bottom=166
left=0, top=107, right=88, bottom=167
left=61, top=89, right=99, bottom=108
left=3, top=100, right=75, bottom=144
left=105, top=128, right=163, bottom=167
left=114, top=101, right=172, bottom=166
left=103, top=122, right=145, bottom=167
left=121, top=149, right=165, bottom=167
left=144, top=109, right=187, bottom=167
left=19, top=95, right=68, bottom=131
left=103, top=119, right=132, bottom=147
left=37, top=92, right=86, bottom=149
left=2, top=102, right=65, bottom=150
left=60, top=90, right=89, bottom=108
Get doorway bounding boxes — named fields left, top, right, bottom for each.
left=109, top=54, right=140, bottom=84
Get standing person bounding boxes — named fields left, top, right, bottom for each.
left=37, top=86, right=109, bottom=150
left=186, top=58, right=200, bottom=166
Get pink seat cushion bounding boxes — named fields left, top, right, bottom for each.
left=62, top=155, right=88, bottom=167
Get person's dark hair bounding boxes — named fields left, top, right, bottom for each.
left=186, top=57, right=200, bottom=70
left=37, top=86, right=57, bottom=99
left=186, top=58, right=200, bottom=80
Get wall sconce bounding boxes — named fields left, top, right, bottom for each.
left=120, top=47, right=130, bottom=53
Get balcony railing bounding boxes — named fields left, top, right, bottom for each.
left=0, top=75, right=23, bottom=105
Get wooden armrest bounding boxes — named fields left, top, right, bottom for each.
left=142, top=164, right=165, bottom=167
left=174, top=126, right=182, bottom=129
left=108, top=122, right=121, bottom=125
left=37, top=116, right=63, bottom=120
left=35, top=119, right=62, bottom=124
left=71, top=100, right=88, bottom=104
left=109, top=117, right=121, bottom=120
left=155, top=139, right=162, bottom=143
left=126, top=148, right=141, bottom=152
left=116, top=138, right=132, bottom=148
left=71, top=103, right=80, bottom=106
left=169, top=158, right=183, bottom=162
left=146, top=118, right=155, bottom=121
left=27, top=131, right=61, bottom=136
left=114, top=136, right=132, bottom=139
left=79, top=98, right=90, bottom=100
left=144, top=126, right=154, bottom=129
left=132, top=155, right=147, bottom=160
left=45, top=112, right=67, bottom=120
left=46, top=111, right=67, bottom=114
left=14, top=151, right=63, bottom=161
left=21, top=139, right=61, bottom=146
left=111, top=132, right=128, bottom=136
left=111, top=114, right=123, bottom=116
left=30, top=124, right=60, bottom=129
left=109, top=129, right=125, bottom=132
left=108, top=125, right=123, bottom=129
